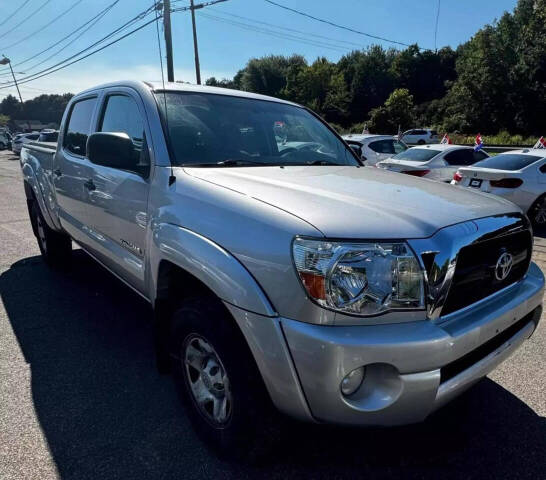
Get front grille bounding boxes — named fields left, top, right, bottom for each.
left=441, top=228, right=532, bottom=316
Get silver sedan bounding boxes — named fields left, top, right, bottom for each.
left=452, top=149, right=546, bottom=228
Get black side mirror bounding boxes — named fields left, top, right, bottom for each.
left=87, top=132, right=136, bottom=170
left=349, top=143, right=362, bottom=157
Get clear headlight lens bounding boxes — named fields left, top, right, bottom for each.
left=292, top=238, right=424, bottom=316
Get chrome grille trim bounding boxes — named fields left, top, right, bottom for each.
left=408, top=213, right=531, bottom=321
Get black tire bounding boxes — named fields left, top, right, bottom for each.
left=0, top=142, right=5, bottom=150
left=417, top=139, right=426, bottom=145
left=528, top=195, right=546, bottom=232
left=30, top=202, right=72, bottom=267
left=169, top=297, right=279, bottom=459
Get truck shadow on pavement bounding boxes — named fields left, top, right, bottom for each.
left=1, top=250, right=545, bottom=480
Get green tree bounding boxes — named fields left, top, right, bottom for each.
left=368, top=88, right=415, bottom=133
left=238, top=54, right=306, bottom=98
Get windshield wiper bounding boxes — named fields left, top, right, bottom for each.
left=216, top=159, right=265, bottom=167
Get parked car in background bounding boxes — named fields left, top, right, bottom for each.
left=342, top=133, right=407, bottom=165
left=12, top=132, right=39, bottom=155
left=0, top=131, right=10, bottom=150
left=401, top=128, right=439, bottom=145
left=38, top=129, right=59, bottom=143
left=377, top=144, right=489, bottom=182
left=19, top=80, right=544, bottom=457
left=452, top=149, right=546, bottom=228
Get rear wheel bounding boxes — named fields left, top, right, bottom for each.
left=30, top=202, right=72, bottom=267
left=417, top=139, right=426, bottom=145
left=529, top=195, right=546, bottom=231
left=169, top=297, right=278, bottom=458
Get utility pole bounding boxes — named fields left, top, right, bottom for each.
left=0, top=56, right=31, bottom=131
left=189, top=0, right=201, bottom=85
left=171, top=0, right=229, bottom=85
left=163, top=0, right=174, bottom=82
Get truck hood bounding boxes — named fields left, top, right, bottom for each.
left=184, top=165, right=519, bottom=239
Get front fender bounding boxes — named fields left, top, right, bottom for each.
left=149, top=223, right=276, bottom=317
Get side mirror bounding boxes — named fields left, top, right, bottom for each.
left=349, top=143, right=362, bottom=157
left=87, top=132, right=136, bottom=170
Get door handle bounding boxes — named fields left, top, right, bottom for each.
left=53, top=168, right=62, bottom=177
left=84, top=179, right=96, bottom=191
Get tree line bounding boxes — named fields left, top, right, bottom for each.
left=206, top=0, right=546, bottom=135
left=0, top=0, right=543, bottom=136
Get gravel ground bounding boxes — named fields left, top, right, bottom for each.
left=0, top=150, right=544, bottom=479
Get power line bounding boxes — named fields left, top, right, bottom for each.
left=0, top=0, right=121, bottom=74
left=0, top=16, right=161, bottom=91
left=3, top=0, right=85, bottom=51
left=0, top=4, right=157, bottom=86
left=263, top=0, right=418, bottom=49
left=199, top=12, right=349, bottom=52
left=208, top=10, right=367, bottom=49
left=19, top=1, right=143, bottom=75
left=0, top=0, right=32, bottom=28
left=0, top=0, right=53, bottom=41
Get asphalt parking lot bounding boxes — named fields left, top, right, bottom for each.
left=0, top=149, right=544, bottom=480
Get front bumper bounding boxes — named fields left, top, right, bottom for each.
left=228, top=262, right=544, bottom=426
left=281, top=262, right=543, bottom=425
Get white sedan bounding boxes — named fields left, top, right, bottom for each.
left=376, top=144, right=489, bottom=182
left=342, top=134, right=408, bottom=166
left=452, top=149, right=546, bottom=228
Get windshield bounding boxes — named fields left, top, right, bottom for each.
left=391, top=148, right=441, bottom=162
left=154, top=92, right=357, bottom=167
left=473, top=153, right=542, bottom=171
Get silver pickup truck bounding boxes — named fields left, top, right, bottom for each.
left=20, top=81, right=544, bottom=455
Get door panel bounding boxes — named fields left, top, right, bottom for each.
left=81, top=89, right=151, bottom=293
left=53, top=96, right=98, bottom=246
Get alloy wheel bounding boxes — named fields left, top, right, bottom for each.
left=183, top=334, right=232, bottom=426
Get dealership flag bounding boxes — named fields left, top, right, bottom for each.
left=533, top=136, right=546, bottom=149
left=440, top=134, right=452, bottom=144
left=474, top=133, right=484, bottom=152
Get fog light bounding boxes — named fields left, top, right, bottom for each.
left=340, top=367, right=365, bottom=396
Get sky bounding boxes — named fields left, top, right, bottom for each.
left=0, top=0, right=518, bottom=99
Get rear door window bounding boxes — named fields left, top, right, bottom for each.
left=369, top=139, right=396, bottom=154
left=445, top=149, right=474, bottom=166
left=473, top=154, right=543, bottom=171
left=64, top=97, right=97, bottom=156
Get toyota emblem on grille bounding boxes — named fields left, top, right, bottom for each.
left=495, top=252, right=513, bottom=281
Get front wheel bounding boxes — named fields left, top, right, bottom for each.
left=169, top=297, right=279, bottom=458
left=417, top=139, right=426, bottom=145
left=30, top=202, right=72, bottom=266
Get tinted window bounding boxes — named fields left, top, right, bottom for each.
left=64, top=97, right=97, bottom=155
left=540, top=164, right=546, bottom=174
left=155, top=92, right=356, bottom=167
left=27, top=134, right=39, bottom=141
left=430, top=130, right=438, bottom=136
left=100, top=95, right=147, bottom=168
left=392, top=148, right=441, bottom=162
left=444, top=149, right=474, bottom=166
left=369, top=139, right=396, bottom=154
left=473, top=154, right=542, bottom=171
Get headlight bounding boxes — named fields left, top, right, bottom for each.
left=292, top=238, right=424, bottom=316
